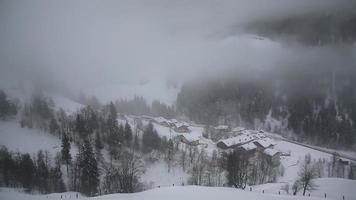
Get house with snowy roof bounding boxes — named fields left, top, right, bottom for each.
left=174, top=135, right=199, bottom=146
left=263, top=148, right=281, bottom=166
left=215, top=125, right=230, bottom=133
left=154, top=117, right=170, bottom=127
left=231, top=127, right=246, bottom=134
left=236, top=142, right=258, bottom=156
left=253, top=138, right=277, bottom=150
left=216, top=134, right=255, bottom=149
left=174, top=122, right=190, bottom=133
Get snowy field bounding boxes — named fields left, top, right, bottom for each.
left=274, top=140, right=334, bottom=183
left=0, top=121, right=78, bottom=156
left=253, top=178, right=356, bottom=200
left=140, top=161, right=189, bottom=188
left=0, top=121, right=62, bottom=155
left=0, top=186, right=331, bottom=200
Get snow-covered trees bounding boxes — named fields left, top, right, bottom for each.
left=0, top=147, right=65, bottom=193
left=20, top=94, right=55, bottom=131
left=189, top=148, right=208, bottom=185
left=76, top=140, right=100, bottom=196
left=224, top=150, right=249, bottom=189
left=103, top=151, right=144, bottom=194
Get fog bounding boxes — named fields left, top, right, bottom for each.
left=0, top=0, right=355, bottom=102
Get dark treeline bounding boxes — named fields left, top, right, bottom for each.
left=115, top=96, right=176, bottom=119
left=0, top=147, right=65, bottom=194
left=0, top=90, right=17, bottom=119
left=245, top=12, right=356, bottom=46
left=78, top=93, right=176, bottom=119
left=177, top=66, right=356, bottom=149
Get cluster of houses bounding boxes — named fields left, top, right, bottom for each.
left=216, top=126, right=281, bottom=165
left=150, top=116, right=191, bottom=133
left=129, top=115, right=191, bottom=133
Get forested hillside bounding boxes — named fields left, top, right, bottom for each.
left=177, top=66, right=356, bottom=149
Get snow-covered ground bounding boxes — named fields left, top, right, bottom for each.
left=0, top=186, right=331, bottom=200
left=253, top=178, right=356, bottom=200
left=152, top=122, right=203, bottom=142
left=141, top=160, right=189, bottom=188
left=0, top=121, right=77, bottom=156
left=0, top=121, right=62, bottom=155
left=49, top=93, right=84, bottom=114
left=274, top=140, right=333, bottom=183
left=0, top=188, right=83, bottom=200
left=3, top=87, right=84, bottom=114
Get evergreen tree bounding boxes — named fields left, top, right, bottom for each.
left=49, top=118, right=59, bottom=135
left=49, top=155, right=66, bottom=193
left=124, top=122, right=133, bottom=145
left=75, top=114, right=86, bottom=138
left=0, top=146, right=15, bottom=187
left=18, top=153, right=35, bottom=191
left=77, top=139, right=99, bottom=196
left=133, top=134, right=140, bottom=152
left=95, top=132, right=104, bottom=151
left=0, top=90, right=17, bottom=119
left=61, top=133, right=72, bottom=173
left=142, top=122, right=161, bottom=152
left=95, top=132, right=104, bottom=161
left=35, top=150, right=50, bottom=193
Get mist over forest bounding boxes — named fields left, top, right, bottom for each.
left=1, top=0, right=356, bottom=199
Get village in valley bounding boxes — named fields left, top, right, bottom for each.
left=121, top=114, right=356, bottom=186
left=1, top=1, right=356, bottom=199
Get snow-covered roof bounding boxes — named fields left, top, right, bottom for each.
left=215, top=125, right=229, bottom=130
left=254, top=138, right=277, bottom=148
left=232, top=127, right=245, bottom=132
left=175, top=122, right=189, bottom=128
left=240, top=142, right=257, bottom=151
left=170, top=119, right=179, bottom=124
left=155, top=117, right=168, bottom=123
left=218, top=134, right=255, bottom=147
left=264, top=148, right=279, bottom=157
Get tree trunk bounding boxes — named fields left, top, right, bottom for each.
left=302, top=183, right=307, bottom=196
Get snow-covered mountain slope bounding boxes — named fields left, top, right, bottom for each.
left=49, top=93, right=84, bottom=114
left=3, top=86, right=84, bottom=114
left=81, top=79, right=180, bottom=105
left=0, top=186, right=330, bottom=200
left=0, top=121, right=61, bottom=154
left=0, top=121, right=77, bottom=156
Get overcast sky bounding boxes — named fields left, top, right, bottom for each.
left=0, top=0, right=355, bottom=102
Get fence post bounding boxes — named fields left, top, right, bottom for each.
left=262, top=190, right=264, bottom=194
left=343, top=195, right=345, bottom=200
left=278, top=191, right=280, bottom=195
left=324, top=193, right=326, bottom=198
left=250, top=187, right=252, bottom=192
